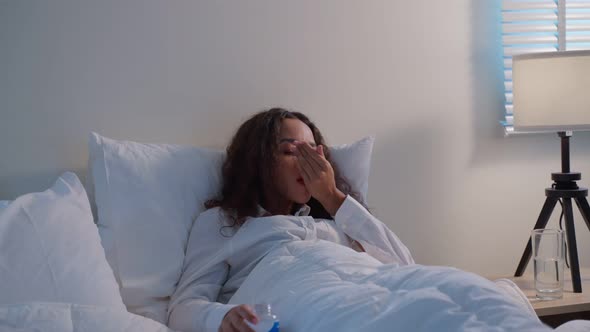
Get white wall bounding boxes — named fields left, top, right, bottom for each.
left=2, top=0, right=590, bottom=276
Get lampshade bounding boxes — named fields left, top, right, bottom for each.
left=513, top=50, right=590, bottom=133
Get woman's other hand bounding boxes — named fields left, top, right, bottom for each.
left=219, top=305, right=258, bottom=332
left=294, top=141, right=346, bottom=216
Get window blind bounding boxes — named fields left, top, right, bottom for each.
left=501, top=0, right=590, bottom=134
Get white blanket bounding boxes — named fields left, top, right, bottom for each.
left=229, top=239, right=590, bottom=332
left=0, top=303, right=175, bottom=332
left=2, top=242, right=588, bottom=332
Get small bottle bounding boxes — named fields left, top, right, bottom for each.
left=245, top=304, right=279, bottom=332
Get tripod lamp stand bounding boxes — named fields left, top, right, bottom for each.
left=512, top=50, right=590, bottom=293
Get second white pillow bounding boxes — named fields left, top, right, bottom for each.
left=0, top=172, right=124, bottom=308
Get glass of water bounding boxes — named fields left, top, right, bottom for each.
left=532, top=229, right=564, bottom=300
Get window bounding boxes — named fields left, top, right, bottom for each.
left=501, top=0, right=590, bottom=134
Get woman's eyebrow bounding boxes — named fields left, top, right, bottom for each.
left=279, top=138, right=316, bottom=147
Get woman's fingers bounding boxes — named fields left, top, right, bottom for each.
left=296, top=143, right=324, bottom=175
left=296, top=146, right=318, bottom=178
left=221, top=305, right=258, bottom=332
left=226, top=322, right=237, bottom=332
left=228, top=321, right=240, bottom=332
left=296, top=154, right=312, bottom=182
left=232, top=317, right=256, bottom=332
left=237, top=306, right=258, bottom=324
left=298, top=142, right=326, bottom=171
left=221, top=319, right=236, bottom=332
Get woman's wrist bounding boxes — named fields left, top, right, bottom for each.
left=320, top=188, right=346, bottom=217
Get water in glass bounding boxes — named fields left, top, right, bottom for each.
left=534, top=257, right=564, bottom=300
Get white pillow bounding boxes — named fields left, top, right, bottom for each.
left=88, top=133, right=226, bottom=323
left=87, top=133, right=374, bottom=323
left=0, top=172, right=124, bottom=308
left=329, top=136, right=374, bottom=202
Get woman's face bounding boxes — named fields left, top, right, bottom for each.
left=272, top=118, right=317, bottom=206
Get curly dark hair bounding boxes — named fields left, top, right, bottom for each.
left=205, top=107, right=363, bottom=229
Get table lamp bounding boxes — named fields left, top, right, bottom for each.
left=512, top=50, right=590, bottom=293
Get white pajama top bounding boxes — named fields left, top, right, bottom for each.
left=168, top=195, right=414, bottom=332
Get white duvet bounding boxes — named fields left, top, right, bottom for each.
left=2, top=241, right=589, bottom=332
left=229, top=239, right=590, bottom=332
left=0, top=303, right=174, bottom=332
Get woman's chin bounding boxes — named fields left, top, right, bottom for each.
left=293, top=193, right=311, bottom=205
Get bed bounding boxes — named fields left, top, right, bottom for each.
left=1, top=133, right=589, bottom=332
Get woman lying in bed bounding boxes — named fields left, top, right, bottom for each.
left=167, top=108, right=414, bottom=332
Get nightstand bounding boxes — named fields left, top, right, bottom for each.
left=486, top=268, right=590, bottom=327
